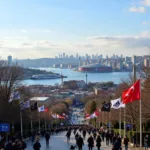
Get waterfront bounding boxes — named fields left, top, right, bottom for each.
left=23, top=67, right=133, bottom=86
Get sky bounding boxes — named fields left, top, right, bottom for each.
left=0, top=0, right=150, bottom=59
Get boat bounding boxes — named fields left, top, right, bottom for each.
left=31, top=74, right=67, bottom=80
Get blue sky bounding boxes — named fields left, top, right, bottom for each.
left=0, top=0, right=150, bottom=59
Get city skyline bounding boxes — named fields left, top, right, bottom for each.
left=0, top=0, right=150, bottom=59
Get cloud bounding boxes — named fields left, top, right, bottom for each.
left=87, top=31, right=150, bottom=54
left=142, top=0, right=150, bottom=6
left=1, top=31, right=150, bottom=59
left=142, top=21, right=150, bottom=25
left=129, top=6, right=146, bottom=12
left=20, top=30, right=27, bottom=33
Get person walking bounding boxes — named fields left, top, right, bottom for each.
left=33, top=139, right=41, bottom=150
left=87, top=135, right=94, bottom=150
left=77, top=135, right=84, bottom=150
left=113, top=138, right=120, bottom=150
left=123, top=135, right=129, bottom=150
left=66, top=130, right=71, bottom=143
left=5, top=140, right=13, bottom=150
left=144, top=135, right=148, bottom=150
left=105, top=131, right=109, bottom=146
left=132, top=134, right=136, bottom=147
left=82, top=130, right=86, bottom=140
left=96, top=135, right=102, bottom=150
left=45, top=132, right=50, bottom=146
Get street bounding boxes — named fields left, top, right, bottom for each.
left=27, top=131, right=113, bottom=150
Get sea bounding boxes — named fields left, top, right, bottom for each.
left=23, top=67, right=134, bottom=86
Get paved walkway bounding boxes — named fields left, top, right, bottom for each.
left=27, top=131, right=113, bottom=150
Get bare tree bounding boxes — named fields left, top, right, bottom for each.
left=0, top=60, right=23, bottom=102
left=0, top=59, right=23, bottom=123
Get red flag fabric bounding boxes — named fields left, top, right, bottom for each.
left=44, top=108, right=48, bottom=112
left=94, top=110, right=100, bottom=116
left=122, top=79, right=140, bottom=104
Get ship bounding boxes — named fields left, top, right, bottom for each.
left=79, top=63, right=112, bottom=73
left=31, top=74, right=67, bottom=80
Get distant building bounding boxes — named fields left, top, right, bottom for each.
left=76, top=80, right=86, bottom=88
left=144, top=58, right=149, bottom=67
left=7, top=55, right=12, bottom=65
left=53, top=64, right=60, bottom=68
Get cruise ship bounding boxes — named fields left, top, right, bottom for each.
left=31, top=74, right=67, bottom=80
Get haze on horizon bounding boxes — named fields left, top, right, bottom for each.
left=0, top=0, right=150, bottom=59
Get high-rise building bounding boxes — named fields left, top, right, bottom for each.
left=144, top=58, right=149, bottom=67
left=76, top=53, right=78, bottom=59
left=7, top=55, right=12, bottom=65
left=63, top=53, right=65, bottom=58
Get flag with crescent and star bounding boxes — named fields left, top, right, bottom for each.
left=122, top=79, right=140, bottom=104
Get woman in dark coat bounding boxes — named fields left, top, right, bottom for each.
left=96, top=135, right=102, bottom=150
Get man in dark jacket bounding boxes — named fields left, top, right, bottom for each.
left=105, top=131, right=109, bottom=145
left=124, top=135, right=129, bottom=150
left=45, top=132, right=50, bottom=146
left=87, top=135, right=94, bottom=150
left=33, top=139, right=41, bottom=150
left=66, top=131, right=71, bottom=143
left=96, top=135, right=102, bottom=150
left=77, top=135, right=84, bottom=150
left=113, top=139, right=120, bottom=150
left=6, top=140, right=13, bottom=150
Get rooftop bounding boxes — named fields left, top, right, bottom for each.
left=30, top=97, right=49, bottom=102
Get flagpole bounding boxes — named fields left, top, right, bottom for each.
left=140, top=79, right=142, bottom=147
left=20, top=110, right=23, bottom=137
left=44, top=108, right=47, bottom=130
left=99, top=109, right=101, bottom=127
left=119, top=108, right=121, bottom=136
left=109, top=111, right=111, bottom=131
left=38, top=102, right=41, bottom=133
left=30, top=109, right=33, bottom=134
left=124, top=105, right=126, bottom=138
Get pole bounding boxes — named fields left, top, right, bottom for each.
left=119, top=108, right=122, bottom=136
left=124, top=106, right=126, bottom=137
left=86, top=73, right=88, bottom=85
left=99, top=110, right=101, bottom=127
left=109, top=111, right=111, bottom=131
left=106, top=112, right=108, bottom=128
left=38, top=103, right=40, bottom=133
left=20, top=110, right=23, bottom=137
left=30, top=110, right=33, bottom=134
left=140, top=79, right=142, bottom=147
left=101, top=111, right=103, bottom=127
left=45, top=111, right=47, bottom=130
left=38, top=112, right=40, bottom=133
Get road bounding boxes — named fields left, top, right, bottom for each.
left=27, top=131, right=113, bottom=150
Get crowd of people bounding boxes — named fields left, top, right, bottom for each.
left=66, top=126, right=130, bottom=150
left=0, top=125, right=149, bottom=150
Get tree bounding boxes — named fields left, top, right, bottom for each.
left=0, top=60, right=23, bottom=124
left=0, top=60, right=23, bottom=102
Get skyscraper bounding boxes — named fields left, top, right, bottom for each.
left=7, top=55, right=12, bottom=65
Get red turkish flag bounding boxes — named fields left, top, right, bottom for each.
left=122, top=79, right=141, bottom=104
left=94, top=110, right=100, bottom=116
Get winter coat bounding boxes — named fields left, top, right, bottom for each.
left=33, top=141, right=41, bottom=150
left=77, top=137, right=84, bottom=147
left=96, top=137, right=101, bottom=147
left=87, top=137, right=94, bottom=147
